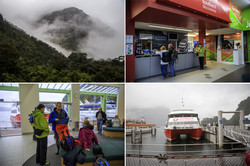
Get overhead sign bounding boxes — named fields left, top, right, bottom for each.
left=157, top=0, right=230, bottom=22
left=224, top=33, right=241, bottom=40
left=229, top=2, right=243, bottom=30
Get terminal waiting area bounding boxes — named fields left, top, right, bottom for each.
left=0, top=83, right=125, bottom=166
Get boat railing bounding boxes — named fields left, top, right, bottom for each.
left=126, top=142, right=250, bottom=158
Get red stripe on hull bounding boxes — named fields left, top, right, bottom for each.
left=164, top=128, right=203, bottom=141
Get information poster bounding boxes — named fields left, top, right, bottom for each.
left=126, top=44, right=133, bottom=55
left=221, top=50, right=233, bottom=62
left=206, top=36, right=216, bottom=60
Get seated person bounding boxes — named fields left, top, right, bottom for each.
left=112, top=115, right=121, bottom=128
left=78, top=120, right=98, bottom=151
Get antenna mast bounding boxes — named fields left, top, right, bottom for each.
left=182, top=98, right=184, bottom=108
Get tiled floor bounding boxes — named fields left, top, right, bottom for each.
left=136, top=60, right=245, bottom=82
left=0, top=133, right=56, bottom=166
left=0, top=129, right=121, bottom=166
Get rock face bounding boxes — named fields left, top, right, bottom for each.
left=37, top=7, right=113, bottom=52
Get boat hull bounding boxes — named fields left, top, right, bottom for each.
left=164, top=128, right=203, bottom=141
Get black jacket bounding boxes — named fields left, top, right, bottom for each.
left=96, top=111, right=107, bottom=123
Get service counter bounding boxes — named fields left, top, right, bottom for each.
left=135, top=53, right=199, bottom=80
left=217, top=49, right=243, bottom=65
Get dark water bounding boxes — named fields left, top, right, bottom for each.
left=126, top=126, right=245, bottom=156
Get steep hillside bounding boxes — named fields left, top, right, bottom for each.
left=0, top=13, right=124, bottom=82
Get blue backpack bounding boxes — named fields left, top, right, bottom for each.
left=29, top=113, right=34, bottom=123
left=94, top=157, right=110, bottom=166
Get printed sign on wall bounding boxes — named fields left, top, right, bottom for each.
left=229, top=2, right=243, bottom=30
left=243, top=8, right=250, bottom=31
left=221, top=50, right=233, bottom=62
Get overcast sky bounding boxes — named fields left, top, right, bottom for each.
left=126, top=84, right=250, bottom=122
left=0, top=0, right=124, bottom=58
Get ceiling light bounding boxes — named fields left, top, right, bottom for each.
left=186, top=34, right=196, bottom=37
left=148, top=24, right=174, bottom=30
left=148, top=24, right=192, bottom=32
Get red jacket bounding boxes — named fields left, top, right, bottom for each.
left=78, top=126, right=98, bottom=149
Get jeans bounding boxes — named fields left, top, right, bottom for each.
left=54, top=130, right=60, bottom=153
left=199, top=57, right=204, bottom=69
left=169, top=61, right=176, bottom=76
left=36, top=136, right=48, bottom=165
left=97, top=120, right=103, bottom=134
left=161, top=64, right=168, bottom=77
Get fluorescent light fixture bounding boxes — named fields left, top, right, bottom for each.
left=148, top=24, right=192, bottom=32
left=148, top=24, right=174, bottom=30
left=186, top=34, right=196, bottom=37
left=175, top=28, right=192, bottom=32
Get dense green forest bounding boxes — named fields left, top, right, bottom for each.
left=202, top=97, right=250, bottom=125
left=0, top=14, right=124, bottom=82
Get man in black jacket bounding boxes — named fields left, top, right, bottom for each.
left=95, top=108, right=107, bottom=135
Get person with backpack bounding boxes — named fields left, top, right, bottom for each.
left=95, top=107, right=107, bottom=135
left=157, top=46, right=168, bottom=79
left=33, top=104, right=50, bottom=166
left=168, top=44, right=177, bottom=77
left=48, top=102, right=68, bottom=154
left=196, top=43, right=205, bottom=70
left=29, top=112, right=37, bottom=141
left=78, top=120, right=99, bottom=151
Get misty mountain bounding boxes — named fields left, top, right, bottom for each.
left=225, top=96, right=250, bottom=125
left=0, top=13, right=124, bottom=82
left=127, top=107, right=171, bottom=127
left=202, top=96, right=250, bottom=125
left=36, top=7, right=114, bottom=53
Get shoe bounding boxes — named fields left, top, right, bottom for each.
left=161, top=76, right=165, bottom=79
left=41, top=162, right=50, bottom=166
left=100, top=133, right=102, bottom=135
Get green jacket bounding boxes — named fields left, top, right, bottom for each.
left=33, top=109, right=49, bottom=138
left=196, top=46, right=205, bottom=57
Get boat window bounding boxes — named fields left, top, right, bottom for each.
left=11, top=109, right=17, bottom=114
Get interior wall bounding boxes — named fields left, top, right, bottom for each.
left=19, top=84, right=39, bottom=134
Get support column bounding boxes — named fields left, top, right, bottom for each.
left=240, top=110, right=244, bottom=129
left=218, top=110, right=223, bottom=147
left=19, top=84, right=39, bottom=134
left=117, top=85, right=124, bottom=122
left=101, top=93, right=107, bottom=113
left=126, top=0, right=135, bottom=82
left=198, top=24, right=206, bottom=65
left=71, top=84, right=80, bottom=130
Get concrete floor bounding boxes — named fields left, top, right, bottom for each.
left=135, top=60, right=246, bottom=82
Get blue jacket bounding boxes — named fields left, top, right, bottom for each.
left=49, top=108, right=68, bottom=131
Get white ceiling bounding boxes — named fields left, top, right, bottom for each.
left=230, top=0, right=250, bottom=10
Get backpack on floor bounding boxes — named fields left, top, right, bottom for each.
left=93, top=157, right=110, bottom=166
left=60, top=129, right=75, bottom=151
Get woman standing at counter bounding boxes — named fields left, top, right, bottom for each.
left=158, top=46, right=168, bottom=79
left=168, top=44, right=176, bottom=77
left=196, top=43, right=205, bottom=70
